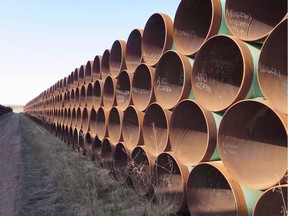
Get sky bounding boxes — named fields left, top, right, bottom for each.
left=0, top=0, right=179, bottom=105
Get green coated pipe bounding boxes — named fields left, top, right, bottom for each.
left=245, top=42, right=264, bottom=98
left=240, top=185, right=263, bottom=216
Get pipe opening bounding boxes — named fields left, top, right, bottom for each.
left=225, top=0, right=287, bottom=41
left=187, top=163, right=245, bottom=215
left=258, top=18, right=287, bottom=114
left=101, top=49, right=110, bottom=79
left=92, top=135, right=102, bottom=161
left=126, top=29, right=143, bottom=72
left=86, top=83, right=93, bottom=108
left=103, top=76, right=116, bottom=111
left=142, top=13, right=173, bottom=66
left=76, top=107, right=82, bottom=129
left=96, top=107, right=108, bottom=140
left=75, top=87, right=80, bottom=107
left=73, top=128, right=78, bottom=148
left=71, top=108, right=77, bottom=127
left=89, top=108, right=97, bottom=137
left=101, top=138, right=113, bottom=170
left=122, top=106, right=141, bottom=150
left=79, top=65, right=86, bottom=85
left=174, top=0, right=222, bottom=56
left=170, top=99, right=217, bottom=166
left=82, top=107, right=89, bottom=133
left=143, top=103, right=170, bottom=156
left=132, top=64, right=155, bottom=112
left=116, top=70, right=132, bottom=111
left=131, top=146, right=154, bottom=196
left=154, top=153, right=187, bottom=213
left=110, top=40, right=126, bottom=78
left=192, top=35, right=247, bottom=112
left=74, top=68, right=79, bottom=86
left=113, top=143, right=130, bottom=184
left=85, top=61, right=92, bottom=83
left=108, top=107, right=123, bottom=144
left=93, top=55, right=102, bottom=80
left=93, top=80, right=103, bottom=110
left=154, top=51, right=191, bottom=109
left=218, top=100, right=288, bottom=190
left=80, top=85, right=86, bottom=107
left=253, top=185, right=288, bottom=216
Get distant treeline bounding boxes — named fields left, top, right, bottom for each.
left=0, top=104, right=13, bottom=116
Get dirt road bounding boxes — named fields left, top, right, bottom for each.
left=0, top=113, right=21, bottom=216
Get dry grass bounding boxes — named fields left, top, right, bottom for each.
left=17, top=114, right=174, bottom=216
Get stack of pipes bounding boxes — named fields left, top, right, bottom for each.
left=24, top=0, right=287, bottom=215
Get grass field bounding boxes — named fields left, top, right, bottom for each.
left=17, top=113, right=174, bottom=216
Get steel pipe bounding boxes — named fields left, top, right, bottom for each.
left=191, top=34, right=259, bottom=112
left=92, top=135, right=102, bottom=162
left=253, top=184, right=288, bottom=216
left=107, top=106, right=123, bottom=145
left=92, top=55, right=102, bottom=81
left=74, top=87, right=80, bottom=107
left=70, top=88, right=75, bottom=107
left=225, top=0, right=287, bottom=42
left=84, top=132, right=93, bottom=158
left=101, top=49, right=110, bottom=79
left=126, top=29, right=143, bottom=72
left=143, top=102, right=171, bottom=156
left=187, top=162, right=248, bottom=215
left=93, top=80, right=104, bottom=110
left=73, top=128, right=78, bottom=150
left=218, top=99, right=287, bottom=190
left=113, top=143, right=131, bottom=184
left=154, top=50, right=192, bottom=110
left=169, top=99, right=219, bottom=166
left=81, top=107, right=90, bottom=133
left=109, top=40, right=127, bottom=78
left=76, top=107, right=82, bottom=129
left=142, top=13, right=173, bottom=66
left=71, top=107, right=77, bottom=128
left=68, top=71, right=74, bottom=90
left=79, top=64, right=86, bottom=86
left=153, top=152, right=189, bottom=214
left=86, top=82, right=93, bottom=109
left=73, top=68, right=79, bottom=87
left=116, top=70, right=133, bottom=111
left=68, top=126, right=73, bottom=146
left=258, top=17, right=287, bottom=114
left=89, top=107, right=97, bottom=137
left=79, top=85, right=86, bottom=108
left=122, top=105, right=144, bottom=150
left=131, top=63, right=155, bottom=112
left=101, top=138, right=115, bottom=171
left=85, top=60, right=93, bottom=84
left=96, top=107, right=109, bottom=140
left=130, top=146, right=155, bottom=196
left=173, top=0, right=227, bottom=56
left=103, top=76, right=117, bottom=111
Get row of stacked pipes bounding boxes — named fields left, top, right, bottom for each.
left=24, top=0, right=287, bottom=215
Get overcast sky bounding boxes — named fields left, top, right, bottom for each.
left=0, top=0, right=179, bottom=105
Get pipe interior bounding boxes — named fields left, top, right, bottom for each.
left=219, top=101, right=287, bottom=190
left=192, top=36, right=243, bottom=112
left=143, top=104, right=168, bottom=155
left=142, top=14, right=166, bottom=66
left=225, top=0, right=287, bottom=40
left=126, top=29, right=142, bottom=72
left=132, top=64, right=153, bottom=111
left=187, top=163, right=237, bottom=215
left=122, top=106, right=140, bottom=149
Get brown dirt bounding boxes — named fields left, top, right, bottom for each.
left=0, top=113, right=22, bottom=216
